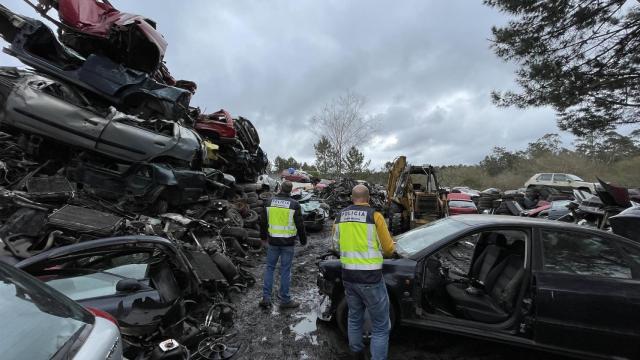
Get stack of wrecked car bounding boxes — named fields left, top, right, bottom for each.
left=195, top=109, right=268, bottom=183
left=317, top=178, right=386, bottom=218
left=0, top=3, right=269, bottom=358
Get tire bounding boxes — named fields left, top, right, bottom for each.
left=210, top=252, right=239, bottom=282
left=149, top=198, right=168, bottom=216
left=259, top=192, right=273, bottom=201
left=222, top=227, right=248, bottom=240
left=336, top=294, right=396, bottom=339
left=245, top=237, right=262, bottom=247
left=238, top=183, right=259, bottom=192
left=245, top=228, right=260, bottom=238
left=246, top=191, right=258, bottom=200
left=244, top=210, right=259, bottom=226
left=225, top=208, right=244, bottom=228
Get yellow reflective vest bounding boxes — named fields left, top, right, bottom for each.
left=266, top=198, right=297, bottom=238
left=334, top=205, right=383, bottom=271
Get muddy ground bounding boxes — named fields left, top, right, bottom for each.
left=224, top=226, right=571, bottom=360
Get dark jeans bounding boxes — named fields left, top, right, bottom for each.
left=262, top=244, right=294, bottom=303
left=343, top=280, right=390, bottom=360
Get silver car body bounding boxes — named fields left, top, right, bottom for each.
left=74, top=317, right=123, bottom=360
left=0, top=68, right=202, bottom=165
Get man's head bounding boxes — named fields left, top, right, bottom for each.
left=351, top=184, right=370, bottom=204
left=280, top=180, right=293, bottom=195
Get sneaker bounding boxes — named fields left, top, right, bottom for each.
left=279, top=300, right=300, bottom=309
left=259, top=298, right=271, bottom=308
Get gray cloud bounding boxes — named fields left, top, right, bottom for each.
left=1, top=0, right=569, bottom=168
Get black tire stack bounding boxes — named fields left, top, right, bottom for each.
left=234, top=182, right=265, bottom=253
left=477, top=189, right=502, bottom=213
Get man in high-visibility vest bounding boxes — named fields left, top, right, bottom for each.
left=259, top=180, right=307, bottom=309
left=333, top=184, right=395, bottom=360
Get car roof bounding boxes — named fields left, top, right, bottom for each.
left=449, top=214, right=626, bottom=237
left=16, top=236, right=176, bottom=268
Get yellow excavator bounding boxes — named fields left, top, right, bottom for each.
left=386, top=156, right=448, bottom=235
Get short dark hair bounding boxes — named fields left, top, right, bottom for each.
left=280, top=181, right=293, bottom=194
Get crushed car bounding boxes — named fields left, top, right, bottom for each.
left=290, top=188, right=329, bottom=231
left=26, top=0, right=167, bottom=74
left=195, top=110, right=268, bottom=183
left=0, top=5, right=191, bottom=121
left=0, top=67, right=205, bottom=167
left=15, top=235, right=242, bottom=359
left=317, top=178, right=386, bottom=218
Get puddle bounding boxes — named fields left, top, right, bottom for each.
left=290, top=312, right=319, bottom=345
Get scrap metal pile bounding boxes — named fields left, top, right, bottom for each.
left=0, top=1, right=268, bottom=358
left=316, top=178, right=386, bottom=218
left=478, top=182, right=640, bottom=236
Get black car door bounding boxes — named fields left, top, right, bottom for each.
left=532, top=228, right=640, bottom=359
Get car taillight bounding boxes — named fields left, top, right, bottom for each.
left=86, top=307, right=118, bottom=326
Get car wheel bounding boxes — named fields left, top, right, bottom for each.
left=226, top=208, right=244, bottom=228
left=243, top=210, right=259, bottom=226
left=210, top=252, right=239, bottom=282
left=336, top=294, right=396, bottom=339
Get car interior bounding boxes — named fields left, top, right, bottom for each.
left=421, top=230, right=528, bottom=325
left=27, top=248, right=185, bottom=309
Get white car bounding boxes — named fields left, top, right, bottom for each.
left=524, top=173, right=595, bottom=193
left=0, top=261, right=123, bottom=360
left=257, top=174, right=280, bottom=192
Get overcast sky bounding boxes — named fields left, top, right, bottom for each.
left=2, top=0, right=575, bottom=169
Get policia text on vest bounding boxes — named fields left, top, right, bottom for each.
left=260, top=195, right=307, bottom=246
left=333, top=204, right=395, bottom=284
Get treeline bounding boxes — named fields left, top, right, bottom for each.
left=439, top=132, right=640, bottom=190
left=271, top=131, right=640, bottom=191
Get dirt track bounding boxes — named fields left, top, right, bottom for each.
left=227, top=226, right=570, bottom=360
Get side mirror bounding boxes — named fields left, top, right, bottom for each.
left=116, top=279, right=141, bottom=293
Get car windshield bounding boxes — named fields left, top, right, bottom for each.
left=395, top=218, right=469, bottom=257
left=567, top=174, right=583, bottom=181
left=449, top=200, right=475, bottom=208
left=0, top=263, right=92, bottom=360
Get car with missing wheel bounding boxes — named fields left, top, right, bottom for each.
left=316, top=215, right=640, bottom=360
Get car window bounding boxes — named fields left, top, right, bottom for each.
left=434, top=234, right=479, bottom=277
left=536, top=174, right=552, bottom=181
left=40, top=251, right=160, bottom=300
left=396, top=218, right=469, bottom=257
left=541, top=230, right=640, bottom=279
left=449, top=200, right=475, bottom=208
left=567, top=174, right=583, bottom=181
left=553, top=174, right=568, bottom=182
